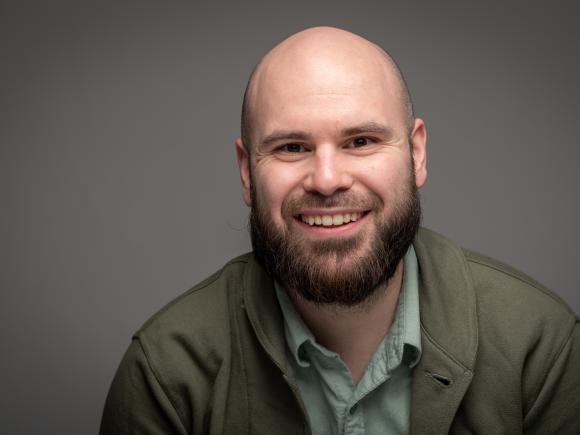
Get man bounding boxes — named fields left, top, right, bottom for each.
left=100, top=27, right=580, bottom=434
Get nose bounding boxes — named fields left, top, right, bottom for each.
left=303, top=146, right=354, bottom=196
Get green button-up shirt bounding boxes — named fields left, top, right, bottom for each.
left=274, top=246, right=422, bottom=435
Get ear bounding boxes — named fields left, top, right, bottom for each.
left=410, top=118, right=427, bottom=189
left=235, top=138, right=252, bottom=206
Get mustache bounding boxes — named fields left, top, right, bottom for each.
left=282, top=191, right=383, bottom=215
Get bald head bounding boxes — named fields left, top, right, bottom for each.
left=241, top=27, right=414, bottom=151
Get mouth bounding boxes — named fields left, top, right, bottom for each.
left=296, top=211, right=369, bottom=227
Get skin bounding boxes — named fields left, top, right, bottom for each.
left=235, top=27, right=427, bottom=383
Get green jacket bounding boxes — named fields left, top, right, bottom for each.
left=101, top=228, right=580, bottom=434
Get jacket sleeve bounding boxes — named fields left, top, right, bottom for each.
left=100, top=339, right=189, bottom=435
left=523, top=320, right=580, bottom=434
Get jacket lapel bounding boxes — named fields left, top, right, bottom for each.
left=410, top=228, right=478, bottom=434
left=242, top=255, right=291, bottom=372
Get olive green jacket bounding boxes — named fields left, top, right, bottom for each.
left=100, top=228, right=580, bottom=434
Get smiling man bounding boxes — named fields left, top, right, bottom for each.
left=101, top=27, right=580, bottom=434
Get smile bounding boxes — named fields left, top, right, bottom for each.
left=299, top=212, right=365, bottom=227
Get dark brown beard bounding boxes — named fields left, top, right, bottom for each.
left=249, top=166, right=421, bottom=307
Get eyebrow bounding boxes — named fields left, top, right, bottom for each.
left=341, top=122, right=396, bottom=138
left=261, top=131, right=312, bottom=147
left=260, top=122, right=396, bottom=148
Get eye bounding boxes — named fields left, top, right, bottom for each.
left=278, top=143, right=306, bottom=153
left=349, top=137, right=374, bottom=148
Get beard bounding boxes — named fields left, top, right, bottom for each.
left=249, top=164, right=422, bottom=307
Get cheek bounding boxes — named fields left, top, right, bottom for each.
left=254, top=165, right=301, bottom=221
left=356, top=157, right=411, bottom=203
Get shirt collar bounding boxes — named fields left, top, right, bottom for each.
left=274, top=280, right=316, bottom=367
left=400, top=244, right=422, bottom=367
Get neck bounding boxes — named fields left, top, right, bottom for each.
left=288, top=260, right=404, bottom=384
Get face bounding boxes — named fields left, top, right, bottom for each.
left=236, top=54, right=427, bottom=306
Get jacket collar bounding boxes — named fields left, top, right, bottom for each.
left=242, top=253, right=291, bottom=374
left=409, top=228, right=478, bottom=435
left=242, top=227, right=478, bottom=434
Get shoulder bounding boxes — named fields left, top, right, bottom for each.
left=415, top=227, right=578, bottom=371
left=139, top=253, right=252, bottom=331
left=102, top=254, right=256, bottom=433
left=462, top=248, right=578, bottom=391
left=417, top=226, right=577, bottom=326
left=134, top=253, right=254, bottom=378
left=463, top=248, right=577, bottom=329
left=415, top=228, right=579, bottom=423
left=458, top=239, right=579, bottom=423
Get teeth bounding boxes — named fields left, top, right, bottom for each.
left=332, top=215, right=343, bottom=225
left=300, top=213, right=362, bottom=226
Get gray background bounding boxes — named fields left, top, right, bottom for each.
left=1, top=1, right=578, bottom=433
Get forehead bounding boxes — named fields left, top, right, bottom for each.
left=248, top=46, right=407, bottom=136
